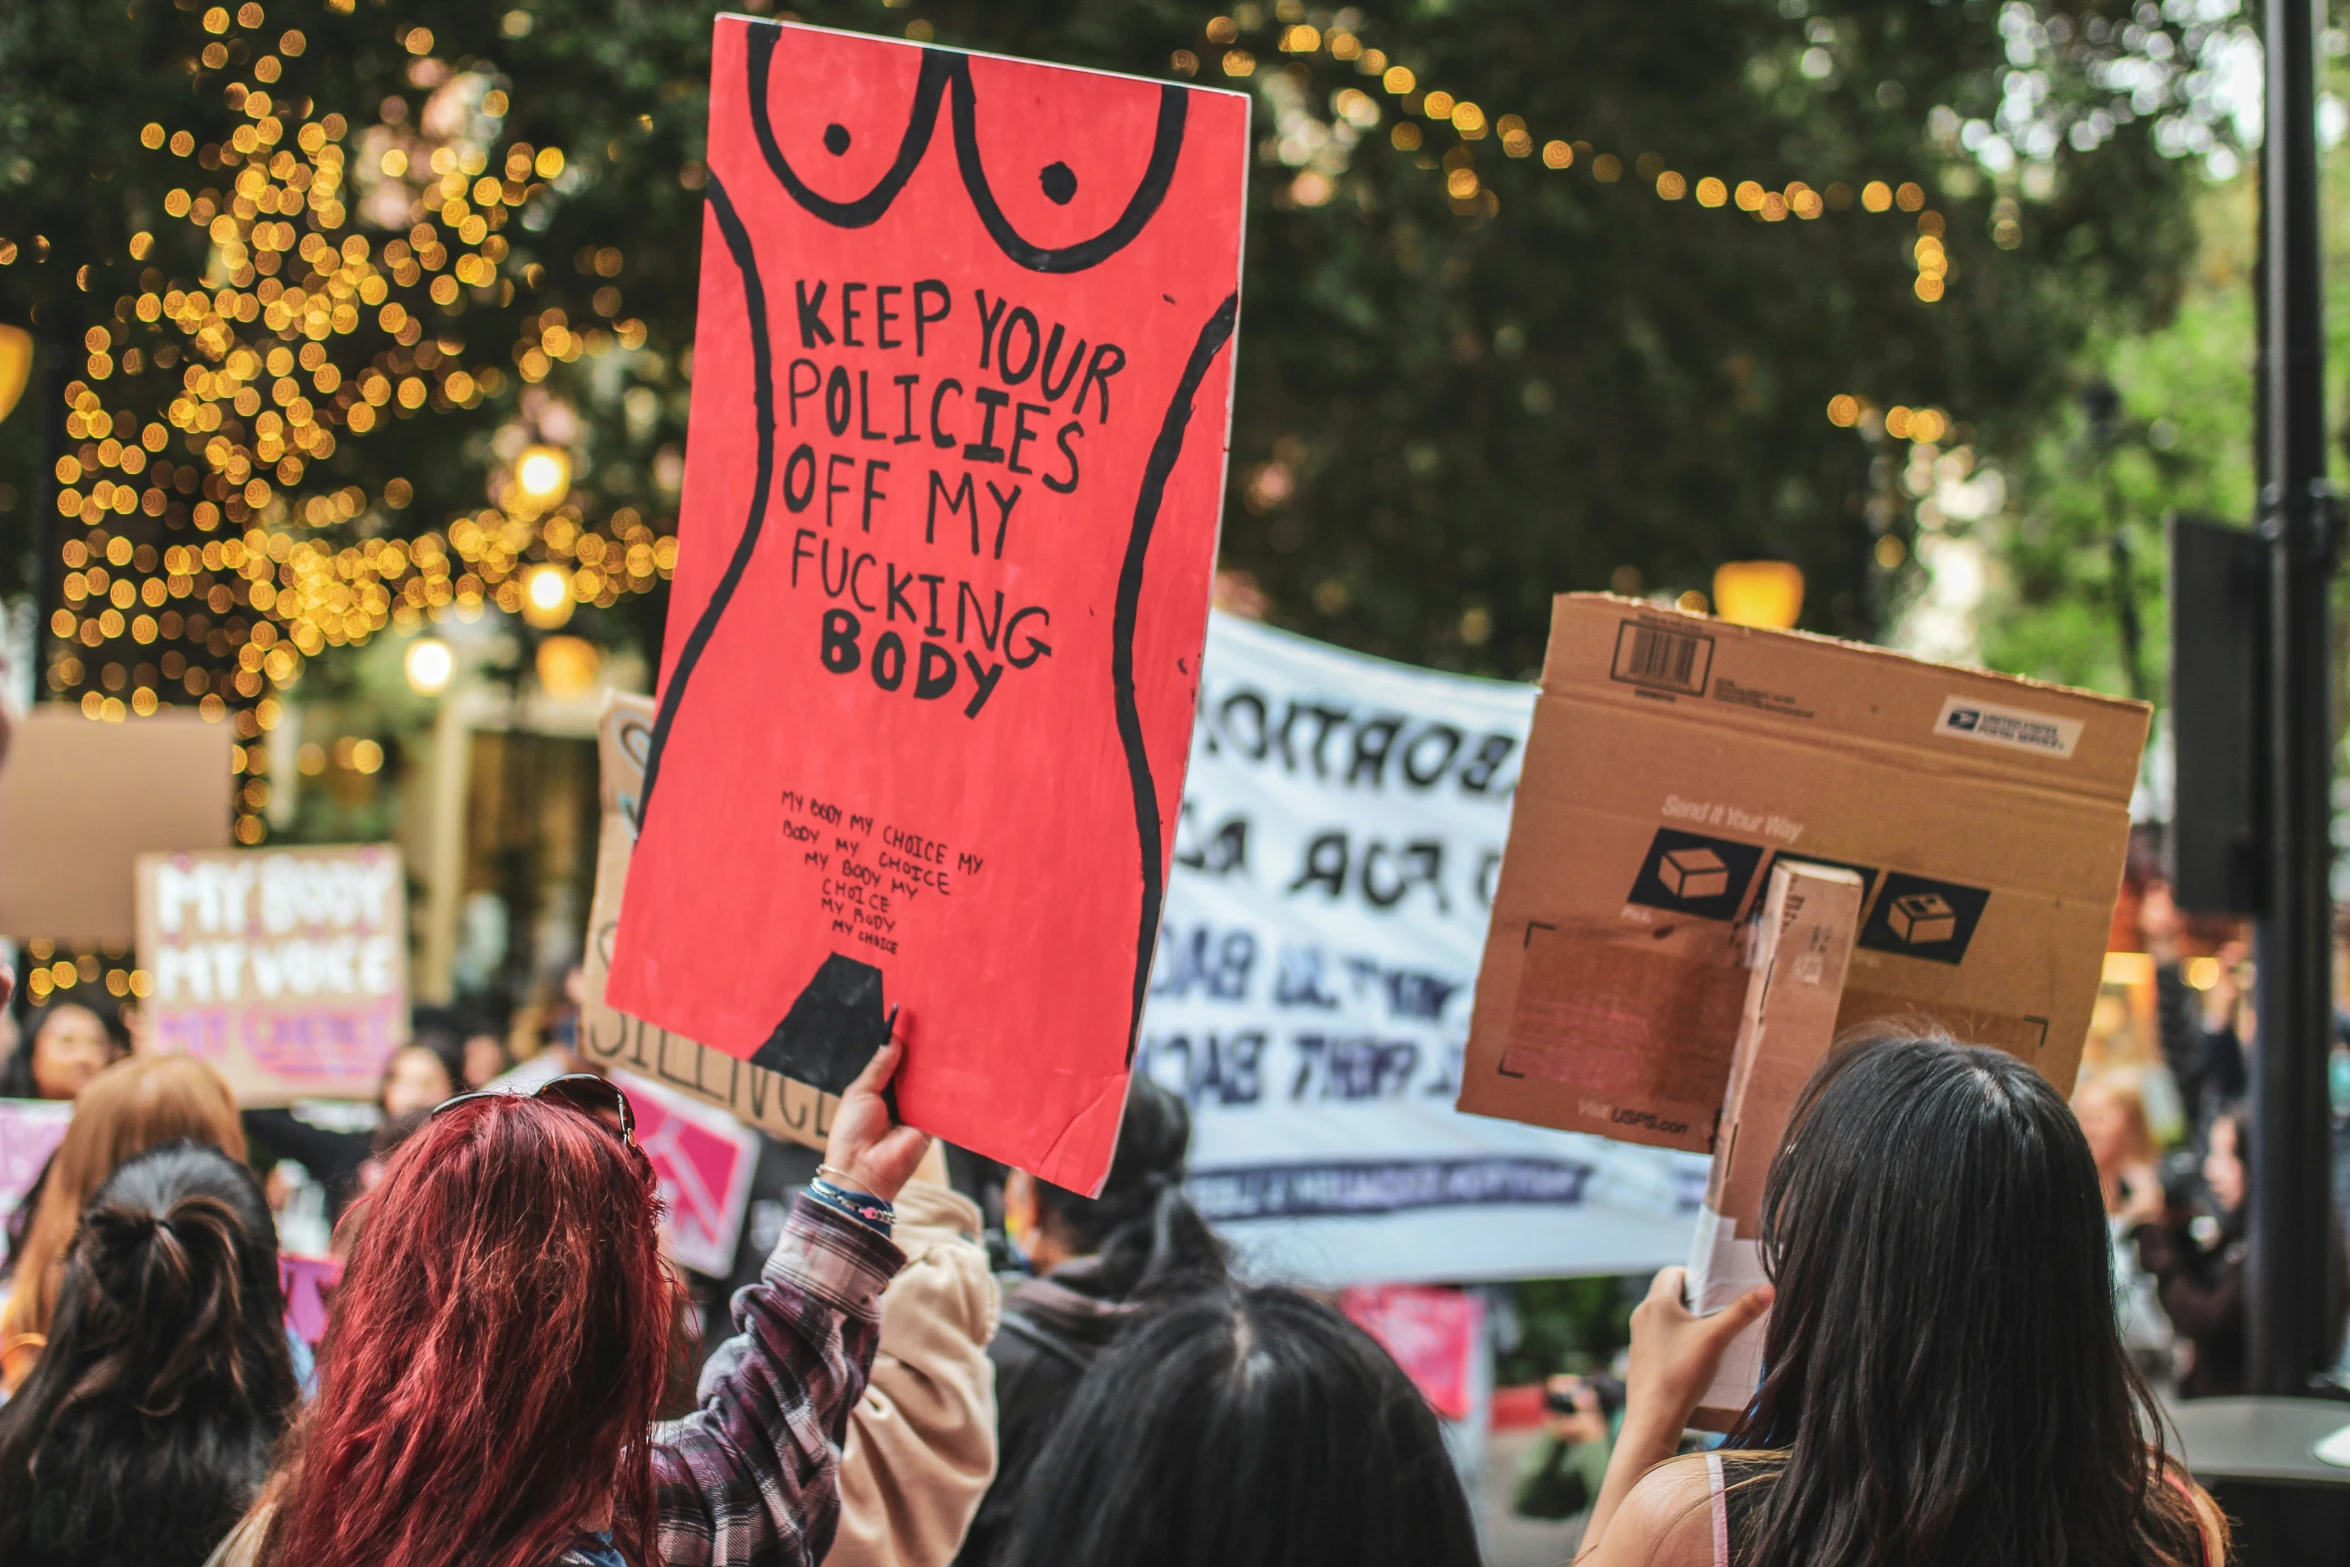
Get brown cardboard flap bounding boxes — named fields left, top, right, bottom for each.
left=1461, top=595, right=2149, bottom=1152
left=0, top=709, right=234, bottom=943
left=1543, top=596, right=2146, bottom=802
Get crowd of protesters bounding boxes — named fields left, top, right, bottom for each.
left=0, top=932, right=2244, bottom=1567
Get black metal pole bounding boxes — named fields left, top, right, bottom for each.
left=2250, top=0, right=2339, bottom=1395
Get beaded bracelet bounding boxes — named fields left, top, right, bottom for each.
left=807, top=1175, right=894, bottom=1237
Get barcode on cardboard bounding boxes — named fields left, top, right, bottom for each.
left=1611, top=621, right=1714, bottom=696
left=1931, top=696, right=2083, bottom=760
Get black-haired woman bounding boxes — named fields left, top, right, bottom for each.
left=996, top=1285, right=1479, bottom=1567
left=956, top=1076, right=1227, bottom=1567
left=1576, top=1034, right=2226, bottom=1567
left=0, top=1142, right=299, bottom=1567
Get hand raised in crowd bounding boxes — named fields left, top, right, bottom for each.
left=1541, top=1375, right=1610, bottom=1447
left=1622, top=1266, right=1773, bottom=1440
left=823, top=1027, right=932, bottom=1201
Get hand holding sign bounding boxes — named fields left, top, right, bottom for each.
left=823, top=1025, right=931, bottom=1202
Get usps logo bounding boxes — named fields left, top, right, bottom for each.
left=1930, top=696, right=2083, bottom=760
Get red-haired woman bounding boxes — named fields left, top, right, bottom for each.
left=207, top=1038, right=930, bottom=1567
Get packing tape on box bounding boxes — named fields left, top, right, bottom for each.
left=1686, top=1202, right=1770, bottom=1418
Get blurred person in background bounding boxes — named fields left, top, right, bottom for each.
left=2073, top=1070, right=2175, bottom=1373
left=211, top=1037, right=928, bottom=1567
left=242, top=1026, right=464, bottom=1223
left=1512, top=1364, right=1628, bottom=1527
left=0, top=1143, right=298, bottom=1567
left=1, top=1053, right=248, bottom=1393
left=1573, top=1035, right=2222, bottom=1567
left=993, top=1285, right=1480, bottom=1567
left=2140, top=882, right=2249, bottom=1154
left=955, top=1076, right=1228, bottom=1567
left=0, top=997, right=128, bottom=1101
left=2119, top=1102, right=2344, bottom=1399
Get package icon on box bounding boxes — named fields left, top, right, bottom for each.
left=1887, top=892, right=1957, bottom=945
left=1659, top=846, right=1731, bottom=901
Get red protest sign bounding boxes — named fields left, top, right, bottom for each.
left=1340, top=1284, right=1486, bottom=1423
left=605, top=21, right=1249, bottom=1193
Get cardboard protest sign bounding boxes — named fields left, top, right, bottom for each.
left=580, top=693, right=835, bottom=1150
left=0, top=1099, right=74, bottom=1225
left=1461, top=595, right=2149, bottom=1153
left=605, top=20, right=1251, bottom=1191
left=0, top=709, right=233, bottom=944
left=1684, top=859, right=1862, bottom=1427
left=135, top=845, right=407, bottom=1106
left=616, top=1069, right=762, bottom=1277
left=1142, top=613, right=1707, bottom=1287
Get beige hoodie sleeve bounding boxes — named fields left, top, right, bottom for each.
left=823, top=1180, right=1000, bottom=1567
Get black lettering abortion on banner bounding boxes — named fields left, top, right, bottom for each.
left=1171, top=802, right=1250, bottom=876
left=1285, top=830, right=1452, bottom=915
left=1183, top=1157, right=1599, bottom=1222
left=1139, top=1030, right=1268, bottom=1106
left=639, top=172, right=772, bottom=826
left=1196, top=686, right=1521, bottom=798
left=1115, top=292, right=1240, bottom=1061
left=1625, top=827, right=1767, bottom=923
left=744, top=27, right=1188, bottom=274
left=1855, top=871, right=1991, bottom=966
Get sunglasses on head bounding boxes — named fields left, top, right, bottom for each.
left=430, top=1072, right=637, bottom=1146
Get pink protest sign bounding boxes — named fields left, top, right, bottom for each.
left=0, top=1099, right=73, bottom=1220
left=1339, top=1283, right=1486, bottom=1422
left=278, top=1253, right=343, bottom=1346
left=616, top=1070, right=762, bottom=1277
left=136, top=845, right=409, bottom=1105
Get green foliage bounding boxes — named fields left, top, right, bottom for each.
left=1497, top=1273, right=1636, bottom=1385
left=0, top=0, right=2217, bottom=687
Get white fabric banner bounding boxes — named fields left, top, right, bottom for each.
left=1139, top=614, right=1708, bottom=1286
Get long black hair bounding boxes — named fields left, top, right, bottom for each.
left=996, top=1285, right=1479, bottom=1567
left=0, top=1141, right=299, bottom=1567
left=1033, top=1074, right=1227, bottom=1299
left=1726, top=1033, right=2212, bottom=1567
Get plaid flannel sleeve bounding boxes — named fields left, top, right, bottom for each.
left=651, top=1193, right=905, bottom=1567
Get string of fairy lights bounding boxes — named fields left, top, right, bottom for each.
left=0, top=2, right=679, bottom=854
left=1, top=2, right=1965, bottom=829
left=1165, top=4, right=1957, bottom=310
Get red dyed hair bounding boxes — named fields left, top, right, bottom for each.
left=259, top=1095, right=676, bottom=1567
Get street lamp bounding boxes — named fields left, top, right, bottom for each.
left=522, top=562, right=575, bottom=629
left=403, top=636, right=456, bottom=695
left=514, top=444, right=572, bottom=512
left=0, top=324, right=31, bottom=425
left=1711, top=561, right=1805, bottom=629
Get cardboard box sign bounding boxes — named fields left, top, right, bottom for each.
left=1685, top=860, right=1863, bottom=1427
left=135, top=845, right=408, bottom=1106
left=604, top=20, right=1251, bottom=1192
left=581, top=694, right=836, bottom=1150
left=1459, top=594, right=2151, bottom=1154
left=0, top=709, right=234, bottom=944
